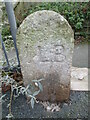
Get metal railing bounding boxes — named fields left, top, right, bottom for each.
left=0, top=1, right=20, bottom=71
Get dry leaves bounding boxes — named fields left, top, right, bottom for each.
left=40, top=101, right=61, bottom=112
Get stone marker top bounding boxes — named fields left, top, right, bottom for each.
left=17, top=10, right=74, bottom=63
left=18, top=10, right=74, bottom=43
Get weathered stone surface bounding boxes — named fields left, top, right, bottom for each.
left=17, top=10, right=74, bottom=102
left=12, top=0, right=19, bottom=8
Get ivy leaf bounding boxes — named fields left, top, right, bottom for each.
left=30, top=98, right=35, bottom=109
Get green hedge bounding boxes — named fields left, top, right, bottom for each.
left=2, top=2, right=90, bottom=40
left=22, top=2, right=90, bottom=31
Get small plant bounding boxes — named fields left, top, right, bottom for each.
left=75, top=22, right=83, bottom=30
left=0, top=71, right=44, bottom=118
left=0, top=94, right=6, bottom=103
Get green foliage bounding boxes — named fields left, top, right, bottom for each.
left=2, top=2, right=89, bottom=41
left=75, top=22, right=83, bottom=30
left=2, top=25, right=11, bottom=40
left=21, top=2, right=89, bottom=31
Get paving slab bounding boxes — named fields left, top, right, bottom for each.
left=71, top=67, right=88, bottom=91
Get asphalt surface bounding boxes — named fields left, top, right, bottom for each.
left=2, top=91, right=88, bottom=119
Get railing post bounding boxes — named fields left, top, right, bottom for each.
left=0, top=33, right=10, bottom=68
left=5, top=1, right=20, bottom=67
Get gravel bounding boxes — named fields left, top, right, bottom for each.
left=2, top=90, right=88, bottom=119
